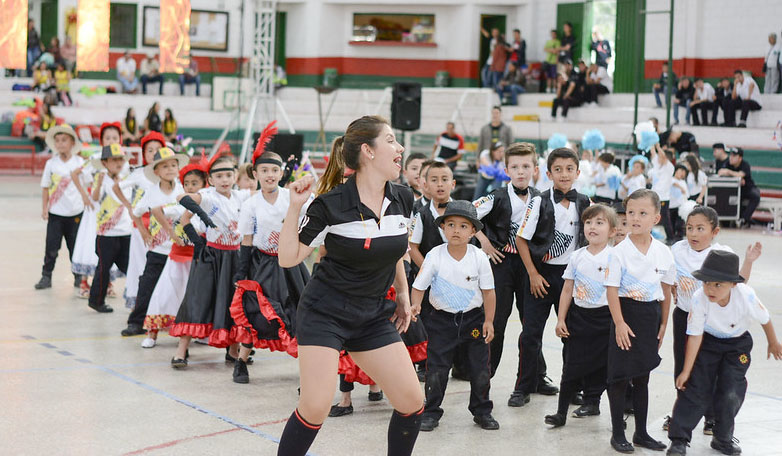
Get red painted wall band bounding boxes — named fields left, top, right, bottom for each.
left=644, top=58, right=764, bottom=79
left=286, top=57, right=479, bottom=79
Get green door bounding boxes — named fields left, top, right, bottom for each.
left=275, top=12, right=286, bottom=69
left=479, top=15, right=506, bottom=86
left=556, top=2, right=591, bottom=62
left=613, top=0, right=646, bottom=93
left=39, top=0, right=59, bottom=49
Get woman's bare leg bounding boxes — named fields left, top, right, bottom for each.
left=350, top=342, right=423, bottom=414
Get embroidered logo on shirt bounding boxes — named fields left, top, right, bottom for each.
left=466, top=275, right=478, bottom=282
left=739, top=354, right=749, bottom=365
left=471, top=328, right=481, bottom=339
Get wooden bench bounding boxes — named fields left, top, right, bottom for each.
left=756, top=197, right=782, bottom=231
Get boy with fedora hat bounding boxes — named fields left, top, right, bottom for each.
left=35, top=124, right=85, bottom=290
left=411, top=200, right=499, bottom=432
left=667, top=250, right=782, bottom=455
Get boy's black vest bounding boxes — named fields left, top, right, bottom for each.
left=481, top=186, right=540, bottom=251
left=527, top=189, right=590, bottom=269
left=417, top=200, right=446, bottom=258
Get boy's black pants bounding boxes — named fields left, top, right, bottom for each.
left=127, top=251, right=167, bottom=327
left=490, top=254, right=527, bottom=376
left=672, top=307, right=715, bottom=420
left=423, top=307, right=492, bottom=420
left=89, top=235, right=130, bottom=307
left=668, top=332, right=752, bottom=444
left=41, top=212, right=82, bottom=278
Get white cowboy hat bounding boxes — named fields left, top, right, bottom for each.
left=45, top=124, right=82, bottom=155
left=143, top=147, right=190, bottom=183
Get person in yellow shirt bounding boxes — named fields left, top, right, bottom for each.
left=33, top=62, right=53, bottom=93
left=162, top=108, right=178, bottom=143
left=54, top=63, right=72, bottom=106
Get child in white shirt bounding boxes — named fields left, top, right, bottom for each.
left=669, top=164, right=689, bottom=240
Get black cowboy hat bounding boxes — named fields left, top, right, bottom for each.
left=435, top=200, right=483, bottom=231
left=692, top=250, right=745, bottom=283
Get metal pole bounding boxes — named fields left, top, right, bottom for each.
left=632, top=0, right=643, bottom=147
left=665, top=0, right=675, bottom=128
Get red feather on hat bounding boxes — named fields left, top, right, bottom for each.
left=251, top=121, right=278, bottom=163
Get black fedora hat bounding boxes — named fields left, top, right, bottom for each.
left=692, top=250, right=745, bottom=283
left=435, top=200, right=483, bottom=231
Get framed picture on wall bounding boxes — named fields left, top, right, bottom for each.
left=142, top=6, right=229, bottom=51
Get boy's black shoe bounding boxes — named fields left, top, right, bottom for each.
left=571, top=392, right=584, bottom=405
left=473, top=414, right=500, bottom=430
left=507, top=392, right=530, bottom=407
left=633, top=433, right=667, bottom=451
left=171, top=357, right=188, bottom=369
left=34, top=275, right=52, bottom=290
left=328, top=404, right=353, bottom=417
left=666, top=440, right=687, bottom=455
left=710, top=438, right=741, bottom=455
left=121, top=324, right=145, bottom=336
left=544, top=413, right=566, bottom=427
left=368, top=391, right=384, bottom=402
left=88, top=303, right=114, bottom=313
left=536, top=376, right=559, bottom=395
left=572, top=404, right=600, bottom=418
left=703, top=419, right=715, bottom=435
left=232, top=359, right=249, bottom=384
left=610, top=436, right=634, bottom=453
left=73, top=275, right=82, bottom=287
left=416, top=369, right=426, bottom=382
left=419, top=416, right=439, bottom=431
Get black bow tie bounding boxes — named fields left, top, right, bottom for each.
left=553, top=189, right=578, bottom=204
left=513, top=186, right=528, bottom=196
left=412, top=188, right=422, bottom=197
left=438, top=202, right=449, bottom=209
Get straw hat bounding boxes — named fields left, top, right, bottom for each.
left=143, top=147, right=190, bottom=183
left=45, top=124, right=82, bottom=155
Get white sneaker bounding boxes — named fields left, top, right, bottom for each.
left=141, top=337, right=156, bottom=348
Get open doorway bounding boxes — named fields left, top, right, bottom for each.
left=479, top=15, right=506, bottom=87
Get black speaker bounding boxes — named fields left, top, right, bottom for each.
left=706, top=176, right=741, bottom=222
left=253, top=133, right=304, bottom=161
left=391, top=82, right=422, bottom=131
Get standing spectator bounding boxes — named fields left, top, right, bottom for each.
left=590, top=27, right=612, bottom=68
left=763, top=33, right=780, bottom=94
left=723, top=70, right=762, bottom=128
left=713, top=78, right=733, bottom=126
left=144, top=103, right=162, bottom=134
left=718, top=148, right=760, bottom=226
left=53, top=62, right=72, bottom=106
left=139, top=54, right=164, bottom=95
left=116, top=51, right=139, bottom=94
left=480, top=27, right=501, bottom=88
left=162, top=109, right=178, bottom=143
left=179, top=56, right=201, bottom=96
left=489, top=35, right=508, bottom=91
left=711, top=143, right=729, bottom=171
left=27, top=19, right=43, bottom=76
left=509, top=29, right=527, bottom=69
left=47, top=37, right=62, bottom=66
left=496, top=61, right=526, bottom=105
left=673, top=77, right=695, bottom=125
left=551, top=60, right=585, bottom=120
left=689, top=78, right=715, bottom=126
left=653, top=62, right=677, bottom=108
left=585, top=62, right=612, bottom=105
left=558, top=22, right=576, bottom=70
left=478, top=106, right=513, bottom=163
left=543, top=30, right=561, bottom=93
left=432, top=121, right=465, bottom=171
left=60, top=36, right=76, bottom=74
left=122, top=108, right=140, bottom=146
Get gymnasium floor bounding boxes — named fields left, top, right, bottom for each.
left=1, top=175, right=780, bottom=456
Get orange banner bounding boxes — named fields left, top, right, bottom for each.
left=159, top=0, right=191, bottom=73
left=0, top=0, right=28, bottom=69
left=76, top=0, right=110, bottom=72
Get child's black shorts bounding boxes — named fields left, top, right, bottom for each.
left=296, top=278, right=402, bottom=352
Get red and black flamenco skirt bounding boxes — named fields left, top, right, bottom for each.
left=230, top=250, right=309, bottom=357
left=170, top=244, right=241, bottom=348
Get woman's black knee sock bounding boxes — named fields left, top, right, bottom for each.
left=632, top=374, right=650, bottom=437
left=387, top=407, right=423, bottom=456
left=277, top=409, right=321, bottom=456
left=608, top=380, right=629, bottom=441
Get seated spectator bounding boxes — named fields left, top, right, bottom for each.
left=274, top=64, right=288, bottom=90
left=590, top=27, right=612, bottom=68
left=711, top=143, right=729, bottom=171
left=542, top=30, right=561, bottom=93
left=53, top=62, right=72, bottom=106
left=116, top=51, right=139, bottom=94
left=162, top=108, right=178, bottom=143
left=585, top=62, right=612, bottom=105
left=713, top=78, right=733, bottom=124
left=660, top=129, right=698, bottom=156
left=689, top=78, right=715, bottom=126
left=29, top=102, right=57, bottom=151
left=144, top=102, right=162, bottom=134
left=32, top=62, right=53, bottom=93
left=122, top=108, right=140, bottom=146
left=723, top=70, right=762, bottom=127
left=510, top=29, right=527, bottom=70
left=432, top=121, right=464, bottom=171
left=140, top=53, right=164, bottom=95
left=179, top=55, right=201, bottom=96
left=653, top=62, right=677, bottom=108
left=551, top=60, right=585, bottom=120
left=717, top=147, right=760, bottom=226
left=60, top=36, right=76, bottom=74
left=496, top=61, right=525, bottom=105
left=673, top=77, right=695, bottom=125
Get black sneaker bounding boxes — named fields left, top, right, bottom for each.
left=710, top=437, right=741, bottom=455
left=420, top=416, right=439, bottom=432
left=121, top=324, right=145, bottom=336
left=703, top=419, right=715, bottom=435
left=171, top=357, right=188, bottom=369
left=544, top=413, right=566, bottom=427
left=667, top=439, right=688, bottom=455
left=473, top=414, right=500, bottom=430
left=571, top=392, right=584, bottom=405
left=633, top=433, right=667, bottom=451
left=34, top=275, right=52, bottom=290
left=328, top=404, right=353, bottom=417
left=610, top=436, right=634, bottom=453
left=536, top=376, right=559, bottom=395
left=88, top=303, right=114, bottom=313
left=508, top=392, right=530, bottom=407
left=73, top=275, right=82, bottom=287
left=233, top=359, right=249, bottom=384
left=368, top=390, right=384, bottom=402
left=572, top=404, right=600, bottom=418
